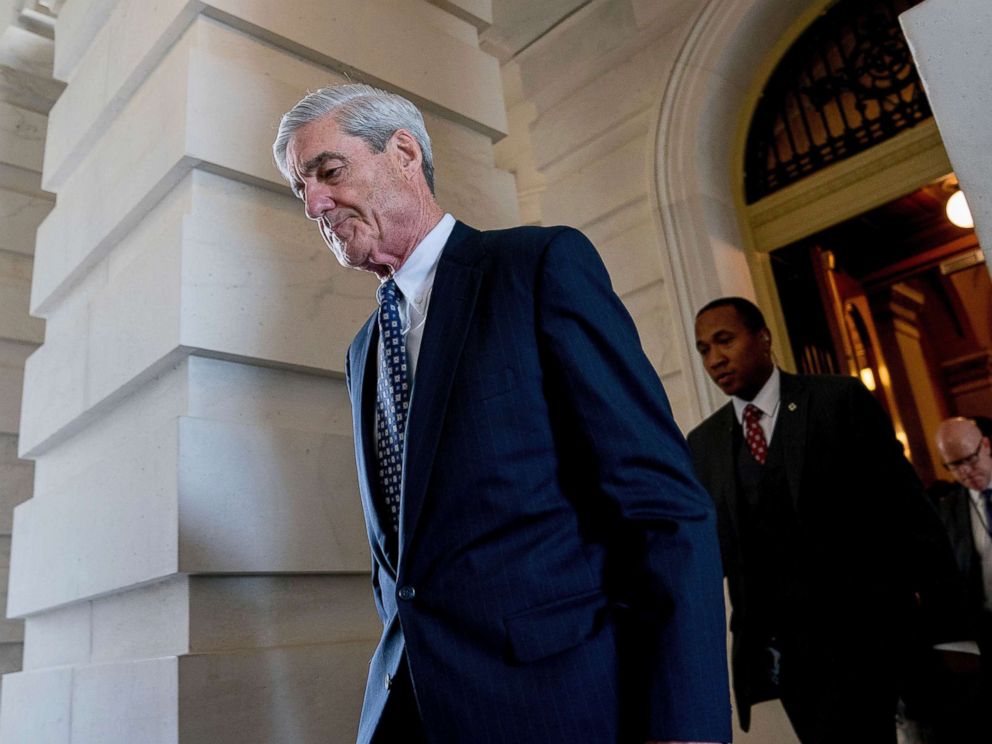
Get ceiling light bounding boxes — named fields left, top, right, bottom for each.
left=946, top=189, right=975, bottom=229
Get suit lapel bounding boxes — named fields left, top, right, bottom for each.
left=399, top=222, right=485, bottom=563
left=777, top=372, right=809, bottom=511
left=711, top=403, right=741, bottom=539
left=350, top=313, right=395, bottom=573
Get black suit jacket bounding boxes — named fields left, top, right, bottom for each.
left=687, top=371, right=962, bottom=730
left=345, top=222, right=731, bottom=743
left=936, top=484, right=992, bottom=643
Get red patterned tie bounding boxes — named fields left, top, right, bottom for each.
left=743, top=403, right=768, bottom=465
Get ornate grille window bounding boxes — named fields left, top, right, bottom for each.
left=744, top=0, right=930, bottom=204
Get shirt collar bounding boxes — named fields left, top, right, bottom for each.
left=732, top=367, right=781, bottom=424
left=388, top=213, right=455, bottom=311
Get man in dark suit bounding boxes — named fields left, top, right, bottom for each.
left=272, top=83, right=730, bottom=744
left=934, top=417, right=992, bottom=640
left=923, top=417, right=992, bottom=739
left=686, top=297, right=961, bottom=744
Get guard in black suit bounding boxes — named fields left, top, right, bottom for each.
left=687, top=297, right=963, bottom=744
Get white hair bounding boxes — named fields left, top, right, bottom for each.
left=273, top=83, right=435, bottom=194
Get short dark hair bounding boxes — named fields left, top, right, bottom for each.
left=696, top=297, right=767, bottom=333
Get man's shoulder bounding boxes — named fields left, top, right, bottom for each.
left=687, top=402, right=735, bottom=448
left=472, top=223, right=587, bottom=255
left=783, top=371, right=865, bottom=402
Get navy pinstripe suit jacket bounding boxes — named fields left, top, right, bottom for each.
left=345, top=222, right=731, bottom=744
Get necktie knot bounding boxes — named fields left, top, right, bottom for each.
left=377, top=278, right=400, bottom=307
left=743, top=403, right=768, bottom=465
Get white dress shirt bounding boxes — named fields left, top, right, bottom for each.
left=379, top=213, right=455, bottom=379
left=731, top=367, right=782, bottom=444
left=967, top=483, right=992, bottom=611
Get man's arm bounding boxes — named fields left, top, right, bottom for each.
left=536, top=229, right=731, bottom=743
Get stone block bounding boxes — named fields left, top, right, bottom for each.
left=428, top=0, right=493, bottom=30
left=624, top=279, right=680, bottom=378
left=514, top=1, right=637, bottom=108
left=7, top=416, right=181, bottom=617
left=594, top=214, right=666, bottom=298
left=204, top=0, right=505, bottom=134
left=0, top=187, right=52, bottom=256
left=0, top=666, right=72, bottom=744
left=0, top=642, right=21, bottom=674
left=529, top=35, right=678, bottom=171
left=179, top=642, right=373, bottom=744
left=71, top=657, right=178, bottom=744
left=11, top=371, right=366, bottom=614
left=0, top=101, right=45, bottom=172
left=0, top=457, right=31, bottom=532
left=0, top=360, right=24, bottom=435
left=177, top=416, right=368, bottom=573
left=44, top=0, right=194, bottom=190
left=902, top=0, right=992, bottom=261
left=0, top=25, right=53, bottom=80
left=48, top=0, right=506, bottom=192
left=540, top=134, right=649, bottom=231
left=90, top=576, right=190, bottom=665
left=0, top=606, right=22, bottom=643
left=21, top=600, right=90, bottom=670
left=0, top=251, right=44, bottom=344
left=52, top=0, right=120, bottom=81
left=178, top=205, right=375, bottom=375
left=31, top=24, right=191, bottom=316
left=0, top=25, right=63, bottom=114
left=188, top=574, right=378, bottom=652
left=185, top=356, right=353, bottom=439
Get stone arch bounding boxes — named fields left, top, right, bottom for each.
left=652, top=0, right=832, bottom=418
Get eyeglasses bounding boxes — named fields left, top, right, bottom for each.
left=942, top=440, right=985, bottom=472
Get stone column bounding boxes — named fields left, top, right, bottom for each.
left=1, top=1, right=515, bottom=741
left=902, top=0, right=992, bottom=269
left=0, top=0, right=61, bottom=711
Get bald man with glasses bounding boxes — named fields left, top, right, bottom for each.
left=920, top=417, right=992, bottom=742
left=935, top=417, right=992, bottom=643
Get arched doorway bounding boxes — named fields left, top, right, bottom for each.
left=654, top=0, right=990, bottom=481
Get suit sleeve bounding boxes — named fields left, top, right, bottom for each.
left=842, top=380, right=969, bottom=642
left=536, top=229, right=731, bottom=742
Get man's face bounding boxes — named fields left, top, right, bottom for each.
left=694, top=305, right=774, bottom=401
left=285, top=115, right=418, bottom=277
left=936, top=421, right=992, bottom=492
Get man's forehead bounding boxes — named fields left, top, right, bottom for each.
left=287, top=116, right=358, bottom=166
left=696, top=306, right=745, bottom=335
left=939, top=421, right=982, bottom=450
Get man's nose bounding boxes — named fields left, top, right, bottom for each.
left=304, top=185, right=334, bottom=220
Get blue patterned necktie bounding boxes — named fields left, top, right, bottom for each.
left=375, top=279, right=410, bottom=536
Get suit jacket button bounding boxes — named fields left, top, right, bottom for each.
left=385, top=673, right=392, bottom=690
left=398, top=586, right=416, bottom=601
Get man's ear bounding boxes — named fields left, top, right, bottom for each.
left=389, top=129, right=422, bottom=180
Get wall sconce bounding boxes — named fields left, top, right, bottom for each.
left=946, top=189, right=975, bottom=229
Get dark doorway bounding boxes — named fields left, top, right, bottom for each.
left=770, top=176, right=992, bottom=483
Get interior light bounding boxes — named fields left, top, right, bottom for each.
left=859, top=368, right=876, bottom=391
left=946, top=190, right=975, bottom=229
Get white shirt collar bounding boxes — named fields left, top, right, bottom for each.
left=388, top=213, right=455, bottom=312
left=732, top=366, right=781, bottom=424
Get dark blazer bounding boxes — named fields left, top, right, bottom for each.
left=936, top=484, right=991, bottom=644
left=345, top=222, right=731, bottom=744
left=687, top=372, right=962, bottom=731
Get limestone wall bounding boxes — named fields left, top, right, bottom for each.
left=2, top=1, right=516, bottom=741
left=0, top=0, right=61, bottom=716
